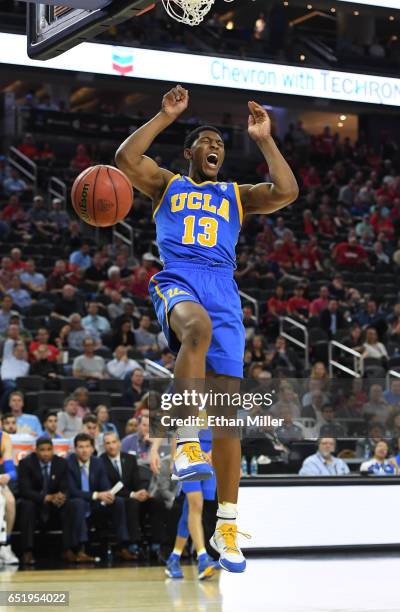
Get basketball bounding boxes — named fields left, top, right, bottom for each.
left=71, top=164, right=133, bottom=227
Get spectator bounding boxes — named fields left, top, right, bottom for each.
left=0, top=259, right=15, bottom=294
left=106, top=345, right=140, bottom=379
left=270, top=336, right=301, bottom=376
left=57, top=397, right=83, bottom=439
left=17, top=133, right=38, bottom=160
left=18, top=437, right=79, bottom=565
left=48, top=198, right=70, bottom=231
left=318, top=404, right=347, bottom=437
left=383, top=379, right=400, bottom=410
left=6, top=276, right=32, bottom=310
left=242, top=305, right=257, bottom=341
left=114, top=300, right=140, bottom=330
left=82, top=414, right=105, bottom=455
left=299, top=438, right=350, bottom=475
left=124, top=368, right=146, bottom=406
left=29, top=328, right=60, bottom=363
left=84, top=253, right=108, bottom=291
left=107, top=291, right=126, bottom=321
left=132, top=253, right=159, bottom=287
left=125, top=417, right=139, bottom=435
left=70, top=144, right=92, bottom=173
left=332, top=235, right=369, bottom=269
left=360, top=439, right=397, bottom=475
left=67, top=388, right=88, bottom=417
left=101, top=431, right=165, bottom=557
left=267, top=285, right=287, bottom=318
left=82, top=302, right=111, bottom=336
left=362, top=384, right=391, bottom=424
left=319, top=299, right=347, bottom=338
left=30, top=344, right=61, bottom=384
left=310, top=362, right=329, bottom=390
left=42, top=411, right=62, bottom=440
left=9, top=248, right=27, bottom=272
left=111, top=318, right=136, bottom=351
left=310, top=286, right=330, bottom=316
left=362, top=327, right=388, bottom=362
left=356, top=424, right=385, bottom=459
left=344, top=323, right=363, bottom=352
left=69, top=243, right=92, bottom=271
left=95, top=405, right=117, bottom=434
left=67, top=432, right=133, bottom=561
left=2, top=169, right=28, bottom=196
left=104, top=266, right=126, bottom=295
left=156, top=348, right=175, bottom=372
left=134, top=315, right=157, bottom=356
left=248, top=335, right=266, bottom=364
left=1, top=413, right=17, bottom=434
left=61, top=313, right=101, bottom=352
left=328, top=274, right=346, bottom=302
left=0, top=296, right=18, bottom=335
left=287, top=285, right=309, bottom=320
left=20, top=259, right=46, bottom=296
left=73, top=338, right=105, bottom=381
left=121, top=414, right=151, bottom=461
left=294, top=237, right=321, bottom=274
left=275, top=407, right=304, bottom=444
left=51, top=285, right=83, bottom=320
left=1, top=340, right=30, bottom=404
left=47, top=261, right=74, bottom=294
left=8, top=391, right=42, bottom=436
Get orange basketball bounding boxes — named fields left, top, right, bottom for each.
left=71, top=165, right=133, bottom=227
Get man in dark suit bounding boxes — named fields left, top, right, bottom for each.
left=319, top=299, right=347, bottom=338
left=67, top=433, right=135, bottom=561
left=100, top=431, right=166, bottom=556
left=18, top=437, right=82, bottom=565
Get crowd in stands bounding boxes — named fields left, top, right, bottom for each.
left=0, top=93, right=400, bottom=565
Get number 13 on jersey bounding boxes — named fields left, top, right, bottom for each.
left=182, top=216, right=218, bottom=248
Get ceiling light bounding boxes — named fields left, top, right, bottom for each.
left=226, top=20, right=234, bottom=30
left=354, top=10, right=359, bottom=15
left=300, top=54, right=306, bottom=61
left=330, top=7, right=336, bottom=12
left=307, top=4, right=312, bottom=9
left=340, top=115, right=347, bottom=121
left=338, top=122, right=343, bottom=128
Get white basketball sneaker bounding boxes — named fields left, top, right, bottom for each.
left=171, top=441, right=213, bottom=482
left=210, top=523, right=250, bottom=573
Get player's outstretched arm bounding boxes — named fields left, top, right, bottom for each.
left=115, top=85, right=189, bottom=202
left=239, top=101, right=299, bottom=215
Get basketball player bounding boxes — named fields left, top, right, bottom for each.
left=165, top=427, right=217, bottom=580
left=115, top=85, right=298, bottom=572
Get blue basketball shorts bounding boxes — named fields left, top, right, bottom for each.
left=149, top=263, right=245, bottom=378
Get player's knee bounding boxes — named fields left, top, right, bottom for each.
left=181, top=315, right=212, bottom=351
left=188, top=497, right=203, bottom=514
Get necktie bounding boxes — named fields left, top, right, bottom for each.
left=113, top=459, right=121, bottom=477
left=80, top=464, right=90, bottom=492
left=80, top=465, right=91, bottom=517
left=42, top=463, right=50, bottom=495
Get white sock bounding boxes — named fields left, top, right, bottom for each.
left=197, top=547, right=207, bottom=558
left=172, top=547, right=183, bottom=558
left=216, top=502, right=237, bottom=527
left=176, top=426, right=200, bottom=445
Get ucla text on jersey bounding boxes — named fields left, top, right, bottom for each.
left=153, top=174, right=243, bottom=269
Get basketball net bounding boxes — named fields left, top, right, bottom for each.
left=162, top=0, right=233, bottom=27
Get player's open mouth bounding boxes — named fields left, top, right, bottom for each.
left=206, top=153, right=219, bottom=167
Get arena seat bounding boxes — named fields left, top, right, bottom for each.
left=37, top=390, right=66, bottom=416
left=16, top=376, right=45, bottom=392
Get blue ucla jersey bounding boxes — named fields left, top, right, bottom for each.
left=153, top=174, right=243, bottom=269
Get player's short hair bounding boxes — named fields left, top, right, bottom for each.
left=36, top=436, right=53, bottom=449
left=184, top=125, right=223, bottom=149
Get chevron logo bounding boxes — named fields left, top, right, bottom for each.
left=112, top=50, right=134, bottom=75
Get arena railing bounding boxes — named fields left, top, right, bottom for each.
left=48, top=176, right=67, bottom=208
left=239, top=291, right=259, bottom=323
left=8, top=146, right=37, bottom=190
left=112, top=220, right=134, bottom=256
left=144, top=359, right=173, bottom=379
left=328, top=340, right=362, bottom=378
left=280, top=316, right=310, bottom=370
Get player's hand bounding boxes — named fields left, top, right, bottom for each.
left=149, top=448, right=161, bottom=475
left=247, top=101, right=272, bottom=143
left=161, top=85, right=189, bottom=120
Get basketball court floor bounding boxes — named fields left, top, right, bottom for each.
left=0, top=553, right=398, bottom=612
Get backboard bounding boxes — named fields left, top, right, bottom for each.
left=27, top=0, right=156, bottom=60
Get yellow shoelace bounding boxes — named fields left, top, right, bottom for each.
left=216, top=524, right=251, bottom=555
left=178, top=442, right=205, bottom=464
